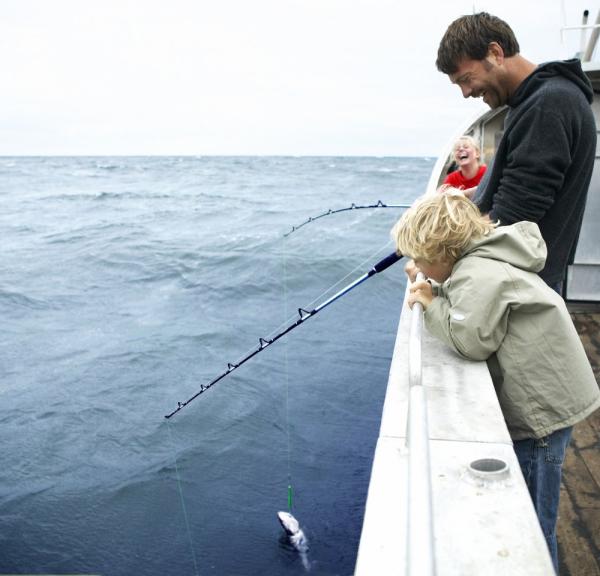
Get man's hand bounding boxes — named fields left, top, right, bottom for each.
left=462, top=186, right=477, bottom=199
left=408, top=280, right=434, bottom=310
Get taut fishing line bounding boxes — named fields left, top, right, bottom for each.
left=282, top=230, right=294, bottom=514
left=166, top=420, right=200, bottom=576
left=275, top=236, right=396, bottom=516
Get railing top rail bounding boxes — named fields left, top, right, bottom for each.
left=406, top=271, right=436, bottom=576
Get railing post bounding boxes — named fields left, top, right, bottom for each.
left=583, top=10, right=600, bottom=62
left=406, top=273, right=436, bottom=576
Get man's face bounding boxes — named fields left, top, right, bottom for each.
left=448, top=57, right=507, bottom=109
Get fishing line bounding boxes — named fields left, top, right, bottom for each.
left=166, top=419, right=200, bottom=576
left=164, top=246, right=403, bottom=418
left=278, top=241, right=396, bottom=514
left=282, top=230, right=293, bottom=513
left=278, top=240, right=397, bottom=517
left=283, top=200, right=411, bottom=237
left=275, top=238, right=400, bottom=539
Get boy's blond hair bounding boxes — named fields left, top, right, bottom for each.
left=392, top=189, right=495, bottom=263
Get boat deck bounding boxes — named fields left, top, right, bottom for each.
left=558, top=311, right=600, bottom=576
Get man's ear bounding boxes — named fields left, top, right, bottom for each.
left=486, top=41, right=505, bottom=66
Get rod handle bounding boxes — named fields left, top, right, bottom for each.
left=372, top=251, right=403, bottom=274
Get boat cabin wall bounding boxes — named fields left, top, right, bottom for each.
left=567, top=85, right=600, bottom=302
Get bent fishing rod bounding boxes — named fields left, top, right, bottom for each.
left=165, top=250, right=403, bottom=419
left=283, top=200, right=411, bottom=237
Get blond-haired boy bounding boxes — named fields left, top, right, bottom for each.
left=392, top=191, right=600, bottom=568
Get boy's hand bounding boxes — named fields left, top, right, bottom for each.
left=404, top=259, right=420, bottom=282
left=408, top=280, right=434, bottom=310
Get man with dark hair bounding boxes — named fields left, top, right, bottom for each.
left=437, top=12, right=596, bottom=291
left=437, top=12, right=521, bottom=72
left=436, top=11, right=597, bottom=574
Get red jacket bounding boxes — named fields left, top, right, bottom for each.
left=443, top=165, right=486, bottom=189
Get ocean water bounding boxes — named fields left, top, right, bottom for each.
left=0, top=156, right=433, bottom=576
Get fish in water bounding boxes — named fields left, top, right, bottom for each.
left=277, top=511, right=310, bottom=570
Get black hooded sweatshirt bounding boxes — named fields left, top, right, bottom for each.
left=474, top=59, right=596, bottom=286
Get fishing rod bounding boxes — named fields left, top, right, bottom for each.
left=164, top=250, right=403, bottom=419
left=283, top=200, right=411, bottom=237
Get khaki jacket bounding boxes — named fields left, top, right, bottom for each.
left=424, top=221, right=600, bottom=440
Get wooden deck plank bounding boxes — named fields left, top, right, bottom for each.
left=585, top=405, right=600, bottom=440
left=557, top=485, right=600, bottom=576
left=557, top=312, right=600, bottom=576
left=572, top=417, right=597, bottom=448
left=562, top=435, right=600, bottom=510
left=575, top=433, right=600, bottom=492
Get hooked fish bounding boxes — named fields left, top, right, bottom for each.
left=277, top=511, right=310, bottom=570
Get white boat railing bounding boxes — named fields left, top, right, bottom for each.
left=406, top=274, right=436, bottom=576
left=561, top=8, right=600, bottom=62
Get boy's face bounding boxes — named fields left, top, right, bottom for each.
left=414, top=258, right=453, bottom=283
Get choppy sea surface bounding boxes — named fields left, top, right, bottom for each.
left=0, top=156, right=433, bottom=575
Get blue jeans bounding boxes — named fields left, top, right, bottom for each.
left=513, top=426, right=573, bottom=574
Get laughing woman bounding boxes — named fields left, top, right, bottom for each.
left=443, top=135, right=487, bottom=198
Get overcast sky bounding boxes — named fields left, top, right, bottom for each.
left=0, top=0, right=595, bottom=156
